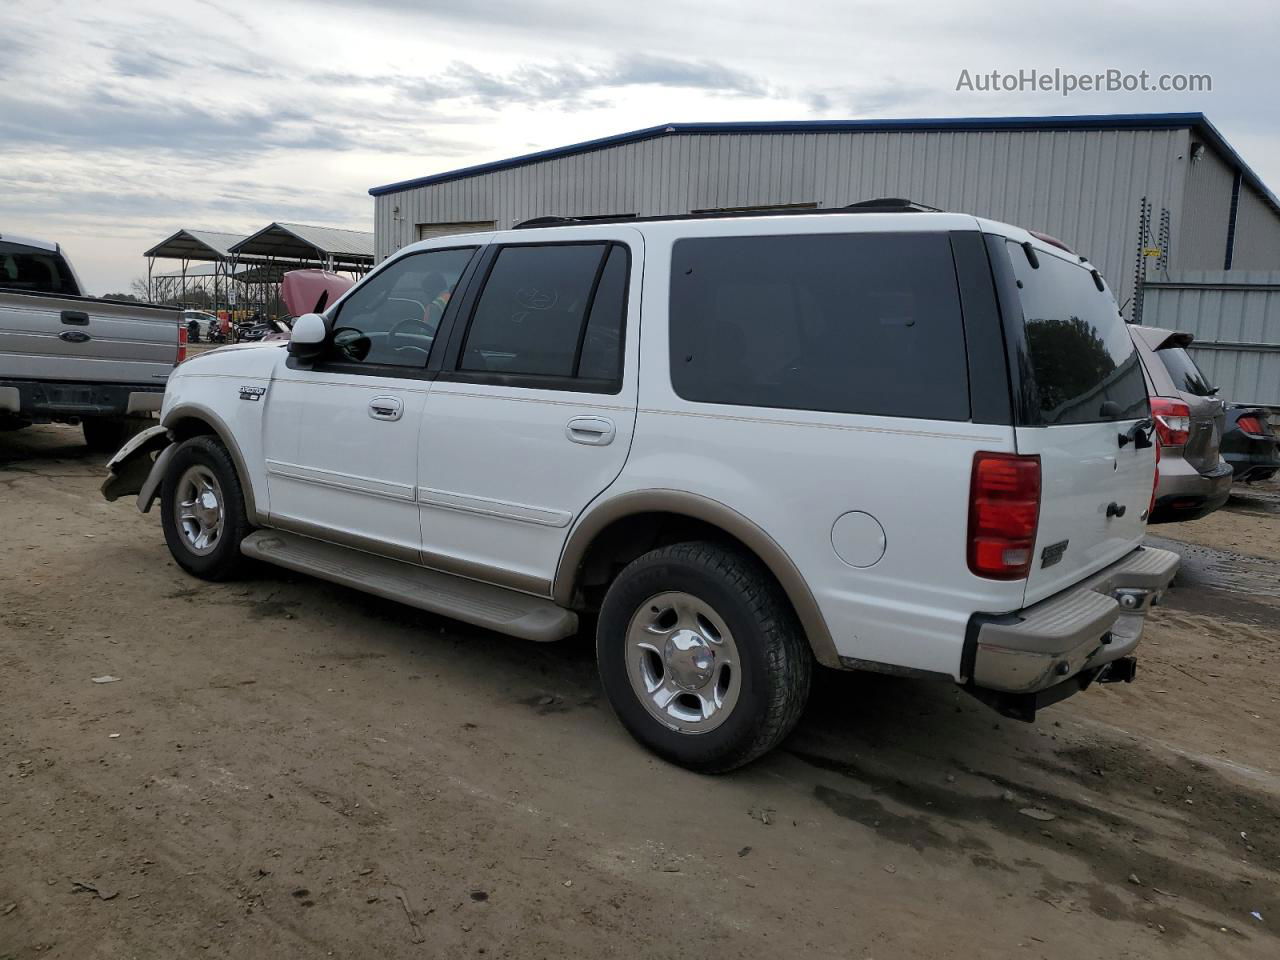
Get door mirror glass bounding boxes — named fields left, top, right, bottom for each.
left=288, top=312, right=327, bottom=360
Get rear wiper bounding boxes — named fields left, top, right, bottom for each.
left=1119, top=418, right=1154, bottom=449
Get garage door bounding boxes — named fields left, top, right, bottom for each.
left=416, top=221, right=496, bottom=241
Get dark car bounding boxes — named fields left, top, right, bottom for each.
left=233, top=316, right=291, bottom=342
left=1221, top=407, right=1280, bottom=483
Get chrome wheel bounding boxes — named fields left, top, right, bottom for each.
left=625, top=591, right=742, bottom=734
left=174, top=465, right=223, bottom=556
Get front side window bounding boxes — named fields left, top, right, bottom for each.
left=458, top=242, right=628, bottom=387
left=668, top=232, right=970, bottom=419
left=328, top=247, right=475, bottom=367
left=1006, top=242, right=1148, bottom=424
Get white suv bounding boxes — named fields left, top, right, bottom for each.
left=103, top=205, right=1178, bottom=771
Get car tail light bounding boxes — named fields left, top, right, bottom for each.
left=1236, top=414, right=1266, bottom=436
left=177, top=324, right=188, bottom=364
left=968, top=452, right=1041, bottom=580
left=1150, top=397, right=1190, bottom=446
left=1148, top=438, right=1161, bottom=519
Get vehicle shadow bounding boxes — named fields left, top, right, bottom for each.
left=0, top=422, right=104, bottom=467
left=168, top=556, right=1280, bottom=943
left=770, top=666, right=1279, bottom=943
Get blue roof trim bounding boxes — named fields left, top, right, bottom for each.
left=368, top=112, right=1278, bottom=213
left=1187, top=114, right=1280, bottom=214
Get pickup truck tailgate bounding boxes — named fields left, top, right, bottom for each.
left=0, top=291, right=179, bottom=385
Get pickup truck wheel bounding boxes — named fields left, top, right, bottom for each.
left=83, top=416, right=149, bottom=453
left=160, top=436, right=251, bottom=581
left=596, top=541, right=812, bottom=773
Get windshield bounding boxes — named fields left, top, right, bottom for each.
left=1006, top=241, right=1148, bottom=424
left=1156, top=345, right=1216, bottom=396
left=0, top=241, right=80, bottom=296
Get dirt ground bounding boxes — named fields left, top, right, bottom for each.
left=2, top=424, right=1277, bottom=959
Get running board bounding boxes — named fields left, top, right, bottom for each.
left=240, top=530, right=578, bottom=642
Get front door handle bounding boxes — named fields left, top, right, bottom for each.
left=368, top=396, right=403, bottom=422
left=566, top=416, right=615, bottom=446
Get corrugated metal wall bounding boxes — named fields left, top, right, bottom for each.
left=375, top=128, right=1195, bottom=313
left=1231, top=184, right=1280, bottom=271
left=1176, top=143, right=1235, bottom=271
left=1143, top=270, right=1280, bottom=405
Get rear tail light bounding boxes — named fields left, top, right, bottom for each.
left=177, top=324, right=188, bottom=364
left=1236, top=414, right=1266, bottom=436
left=968, top=452, right=1041, bottom=580
left=1148, top=438, right=1161, bottom=519
left=1150, top=397, right=1190, bottom=446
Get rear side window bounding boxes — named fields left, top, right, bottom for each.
left=668, top=233, right=970, bottom=420
left=0, top=241, right=80, bottom=296
left=1005, top=242, right=1148, bottom=424
left=1155, top=345, right=1215, bottom=397
left=459, top=242, right=627, bottom=388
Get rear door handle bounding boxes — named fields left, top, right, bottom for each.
left=368, top=396, right=403, bottom=421
left=566, top=416, right=615, bottom=446
left=61, top=310, right=90, bottom=326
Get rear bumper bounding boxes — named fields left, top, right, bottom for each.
left=1150, top=455, right=1232, bottom=523
left=0, top=378, right=163, bottom=420
left=966, top=546, right=1179, bottom=705
left=1223, top=445, right=1280, bottom=483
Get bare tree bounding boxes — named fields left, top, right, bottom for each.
left=129, top=277, right=150, bottom=301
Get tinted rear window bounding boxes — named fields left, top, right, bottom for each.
left=668, top=233, right=970, bottom=420
left=1156, top=345, right=1215, bottom=397
left=1006, top=242, right=1147, bottom=424
left=0, top=241, right=80, bottom=296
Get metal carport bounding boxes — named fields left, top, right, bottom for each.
left=142, top=229, right=247, bottom=309
left=228, top=222, right=374, bottom=274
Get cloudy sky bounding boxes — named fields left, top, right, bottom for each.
left=2, top=0, right=1276, bottom=294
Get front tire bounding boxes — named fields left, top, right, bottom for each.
left=596, top=541, right=812, bottom=773
left=160, top=436, right=251, bottom=580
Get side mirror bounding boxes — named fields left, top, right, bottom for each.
left=288, top=312, right=326, bottom=360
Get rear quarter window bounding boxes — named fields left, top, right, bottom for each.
left=1005, top=242, right=1148, bottom=424
left=668, top=232, right=970, bottom=420
left=1155, top=345, right=1216, bottom=397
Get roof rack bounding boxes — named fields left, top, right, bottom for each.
left=1027, top=228, right=1077, bottom=255
left=843, top=197, right=941, bottom=212
left=513, top=199, right=943, bottom=230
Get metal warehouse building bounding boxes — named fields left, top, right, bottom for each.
left=370, top=112, right=1280, bottom=404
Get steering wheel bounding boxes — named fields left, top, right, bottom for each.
left=330, top=326, right=370, bottom=362
left=387, top=314, right=437, bottom=359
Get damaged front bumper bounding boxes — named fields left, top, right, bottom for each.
left=964, top=545, right=1180, bottom=721
left=100, top=424, right=173, bottom=513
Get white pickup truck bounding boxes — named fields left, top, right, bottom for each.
left=0, top=233, right=182, bottom=450
left=102, top=205, right=1179, bottom=771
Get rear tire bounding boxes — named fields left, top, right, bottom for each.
left=84, top=416, right=149, bottom=453
left=160, top=436, right=251, bottom=580
left=596, top=541, right=812, bottom=773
